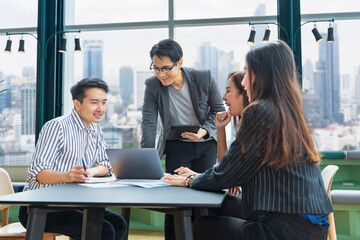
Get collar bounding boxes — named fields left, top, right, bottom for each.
left=71, top=108, right=96, bottom=133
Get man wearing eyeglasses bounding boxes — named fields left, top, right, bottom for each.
left=141, top=39, right=224, bottom=240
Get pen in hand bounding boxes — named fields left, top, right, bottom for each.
left=81, top=159, right=88, bottom=178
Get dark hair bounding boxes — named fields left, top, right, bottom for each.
left=150, top=39, right=183, bottom=63
left=70, top=77, right=108, bottom=103
left=243, top=40, right=319, bottom=169
left=227, top=71, right=249, bottom=129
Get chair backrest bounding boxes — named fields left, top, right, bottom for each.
left=321, top=165, right=339, bottom=193
left=0, top=168, right=15, bottom=211
left=321, top=165, right=339, bottom=240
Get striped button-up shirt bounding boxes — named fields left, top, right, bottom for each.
left=24, top=109, right=111, bottom=191
left=192, top=101, right=333, bottom=217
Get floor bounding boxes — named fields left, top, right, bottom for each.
left=128, top=229, right=164, bottom=240
left=56, top=229, right=164, bottom=240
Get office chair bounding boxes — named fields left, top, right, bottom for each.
left=321, top=165, right=339, bottom=240
left=0, top=167, right=71, bottom=240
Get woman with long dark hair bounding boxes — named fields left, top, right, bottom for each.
left=162, top=40, right=332, bottom=239
left=216, top=71, right=249, bottom=162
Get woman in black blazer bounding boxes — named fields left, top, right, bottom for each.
left=162, top=40, right=332, bottom=240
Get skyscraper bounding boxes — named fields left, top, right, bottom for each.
left=0, top=75, right=12, bottom=113
left=119, top=66, right=134, bottom=107
left=218, top=50, right=238, bottom=95
left=355, top=66, right=360, bottom=104
left=198, top=42, right=219, bottom=84
left=22, top=66, right=35, bottom=80
left=302, top=59, right=314, bottom=93
left=135, top=71, right=153, bottom=110
left=197, top=42, right=237, bottom=88
left=21, top=84, right=36, bottom=135
left=313, top=28, right=343, bottom=126
left=83, top=40, right=103, bottom=79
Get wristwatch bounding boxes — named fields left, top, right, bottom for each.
left=185, top=174, right=196, bottom=188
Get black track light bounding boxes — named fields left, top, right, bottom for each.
left=247, top=26, right=256, bottom=45
left=312, top=24, right=324, bottom=43
left=327, top=23, right=334, bottom=42
left=262, top=26, right=271, bottom=43
left=18, top=37, right=25, bottom=53
left=59, top=37, right=67, bottom=53
left=75, top=38, right=81, bottom=52
left=4, top=38, right=12, bottom=53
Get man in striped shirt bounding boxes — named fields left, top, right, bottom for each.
left=18, top=78, right=126, bottom=240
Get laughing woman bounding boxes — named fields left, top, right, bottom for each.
left=162, top=40, right=332, bottom=240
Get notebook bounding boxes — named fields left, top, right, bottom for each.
left=106, top=148, right=164, bottom=180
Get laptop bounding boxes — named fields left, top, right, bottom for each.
left=106, top=148, right=164, bottom=180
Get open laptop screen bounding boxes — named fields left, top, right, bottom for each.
left=106, top=148, right=164, bottom=180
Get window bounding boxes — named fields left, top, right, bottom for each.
left=175, top=0, right=277, bottom=19
left=0, top=1, right=37, bottom=166
left=301, top=0, right=360, bottom=14
left=301, top=20, right=360, bottom=150
left=63, top=29, right=167, bottom=149
left=65, top=0, right=167, bottom=25
left=0, top=0, right=37, bottom=28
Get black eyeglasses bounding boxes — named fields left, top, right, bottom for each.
left=149, top=61, right=178, bottom=74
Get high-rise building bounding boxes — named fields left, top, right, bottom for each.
left=355, top=66, right=360, bottom=104
left=22, top=66, right=35, bottom=80
left=134, top=71, right=153, bottom=110
left=218, top=50, right=238, bottom=95
left=83, top=40, right=103, bottom=79
left=302, top=59, right=314, bottom=93
left=0, top=76, right=12, bottom=113
left=197, top=42, right=236, bottom=88
left=313, top=28, right=343, bottom=126
left=302, top=92, right=321, bottom=128
left=119, top=66, right=134, bottom=107
left=197, top=42, right=219, bottom=84
left=21, top=85, right=36, bottom=135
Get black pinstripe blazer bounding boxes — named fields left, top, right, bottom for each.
left=192, top=101, right=333, bottom=218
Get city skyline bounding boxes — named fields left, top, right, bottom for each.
left=0, top=1, right=360, bottom=165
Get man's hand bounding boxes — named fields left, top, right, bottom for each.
left=65, top=165, right=89, bottom=183
left=181, top=128, right=207, bottom=142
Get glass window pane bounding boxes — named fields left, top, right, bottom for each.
left=301, top=20, right=360, bottom=150
left=0, top=1, right=37, bottom=28
left=63, top=29, right=167, bottom=149
left=65, top=0, right=168, bottom=25
left=175, top=25, right=278, bottom=96
left=175, top=0, right=277, bottom=20
left=175, top=25, right=278, bottom=144
left=301, top=0, right=360, bottom=14
left=0, top=35, right=37, bottom=166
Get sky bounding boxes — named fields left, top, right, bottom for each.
left=0, top=0, right=359, bottom=78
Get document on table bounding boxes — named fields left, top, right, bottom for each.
left=85, top=175, right=117, bottom=183
left=79, top=179, right=170, bottom=188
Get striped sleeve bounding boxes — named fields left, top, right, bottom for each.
left=192, top=102, right=273, bottom=190
left=93, top=126, right=112, bottom=173
left=26, top=120, right=63, bottom=184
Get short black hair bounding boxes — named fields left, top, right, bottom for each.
left=70, top=77, right=108, bottom=103
left=150, top=39, right=183, bottom=63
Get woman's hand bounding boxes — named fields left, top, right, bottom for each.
left=181, top=128, right=207, bottom=142
left=174, top=166, right=199, bottom=177
left=161, top=174, right=187, bottom=187
left=216, top=111, right=231, bottom=129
